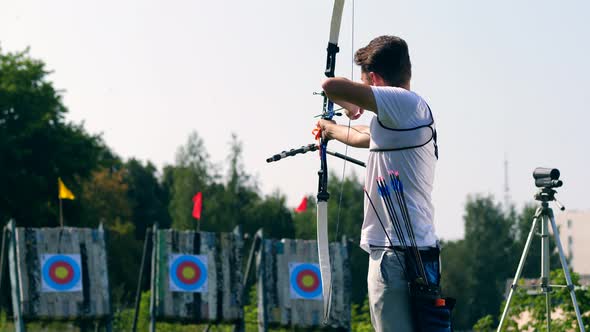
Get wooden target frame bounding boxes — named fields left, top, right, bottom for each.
left=1, top=220, right=112, bottom=332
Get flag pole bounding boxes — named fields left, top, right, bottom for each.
left=196, top=218, right=201, bottom=233
left=59, top=197, right=64, bottom=227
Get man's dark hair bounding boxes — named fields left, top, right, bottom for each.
left=354, top=35, right=412, bottom=87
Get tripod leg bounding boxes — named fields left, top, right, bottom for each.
left=545, top=288, right=551, bottom=332
left=549, top=211, right=586, bottom=332
left=541, top=214, right=552, bottom=331
left=497, top=210, right=541, bottom=332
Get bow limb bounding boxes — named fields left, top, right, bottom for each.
left=317, top=0, right=345, bottom=324
left=316, top=201, right=331, bottom=323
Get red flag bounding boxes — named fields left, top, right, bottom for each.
left=294, top=196, right=308, bottom=213
left=192, top=192, right=202, bottom=220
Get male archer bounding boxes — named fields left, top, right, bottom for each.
left=320, top=35, right=440, bottom=332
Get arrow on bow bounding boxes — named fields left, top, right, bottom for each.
left=317, top=0, right=345, bottom=324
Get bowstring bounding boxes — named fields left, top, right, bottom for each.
left=334, top=0, right=355, bottom=243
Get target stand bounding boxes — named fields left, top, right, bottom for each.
left=1, top=220, right=112, bottom=332
left=132, top=224, right=244, bottom=332
left=255, top=233, right=352, bottom=331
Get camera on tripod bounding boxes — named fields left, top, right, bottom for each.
left=499, top=166, right=585, bottom=332
left=533, top=167, right=562, bottom=188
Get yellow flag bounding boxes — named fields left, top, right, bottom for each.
left=58, top=177, right=75, bottom=200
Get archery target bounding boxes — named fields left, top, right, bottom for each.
left=169, top=254, right=208, bottom=293
left=40, top=254, right=82, bottom=292
left=289, top=262, right=322, bottom=300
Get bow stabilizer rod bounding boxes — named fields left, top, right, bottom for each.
left=266, top=143, right=365, bottom=167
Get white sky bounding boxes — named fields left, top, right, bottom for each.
left=1, top=0, right=589, bottom=240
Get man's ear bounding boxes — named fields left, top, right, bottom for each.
left=369, top=72, right=386, bottom=86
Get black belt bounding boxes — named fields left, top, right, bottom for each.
left=370, top=245, right=440, bottom=261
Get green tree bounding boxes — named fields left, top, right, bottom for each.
left=226, top=133, right=256, bottom=196
left=78, top=167, right=131, bottom=228
left=327, top=172, right=364, bottom=241
left=209, top=134, right=261, bottom=233
left=242, top=190, right=295, bottom=239
left=351, top=297, right=373, bottom=332
left=0, top=47, right=108, bottom=227
left=168, top=132, right=295, bottom=237
left=292, top=194, right=317, bottom=240
left=169, top=131, right=213, bottom=230
left=443, top=197, right=577, bottom=330
left=459, top=195, right=517, bottom=329
left=125, top=158, right=171, bottom=238
left=77, top=167, right=142, bottom=302
left=440, top=239, right=471, bottom=328
left=497, top=269, right=590, bottom=331
left=473, top=314, right=494, bottom=331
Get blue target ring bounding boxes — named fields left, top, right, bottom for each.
left=290, top=263, right=322, bottom=299
left=42, top=255, right=82, bottom=291
left=170, top=255, right=207, bottom=291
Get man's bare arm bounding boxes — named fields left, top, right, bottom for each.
left=322, top=77, right=377, bottom=117
left=321, top=120, right=370, bottom=148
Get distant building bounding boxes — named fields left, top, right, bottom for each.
left=555, top=209, right=590, bottom=275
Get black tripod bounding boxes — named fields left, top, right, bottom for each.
left=497, top=184, right=585, bottom=331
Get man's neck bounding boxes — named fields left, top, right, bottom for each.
left=381, top=81, right=410, bottom=90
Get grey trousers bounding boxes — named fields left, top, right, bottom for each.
left=367, top=249, right=414, bottom=332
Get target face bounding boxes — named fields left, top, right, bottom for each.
left=169, top=254, right=208, bottom=293
left=40, top=254, right=82, bottom=292
left=289, top=262, right=322, bottom=300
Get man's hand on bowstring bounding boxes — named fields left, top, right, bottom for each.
left=315, top=118, right=370, bottom=149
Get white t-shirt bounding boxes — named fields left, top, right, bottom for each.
left=360, top=86, right=438, bottom=253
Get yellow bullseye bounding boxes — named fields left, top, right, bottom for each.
left=301, top=275, right=315, bottom=288
left=55, top=266, right=69, bottom=279
left=182, top=267, right=196, bottom=279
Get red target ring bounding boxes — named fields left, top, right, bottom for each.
left=176, top=261, right=201, bottom=284
left=49, top=261, right=75, bottom=285
left=296, top=270, right=320, bottom=292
